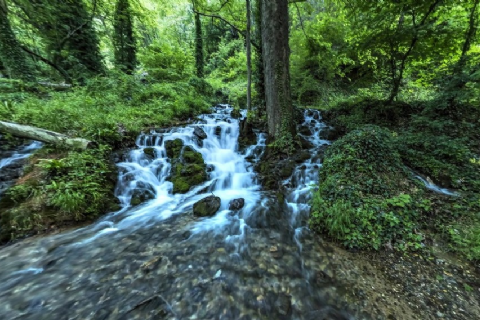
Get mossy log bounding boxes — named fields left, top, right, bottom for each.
left=0, top=121, right=95, bottom=150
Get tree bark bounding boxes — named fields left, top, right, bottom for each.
left=261, top=0, right=295, bottom=139
left=254, top=0, right=265, bottom=112
left=0, top=121, right=95, bottom=150
left=193, top=1, right=204, bottom=78
left=246, top=0, right=252, bottom=111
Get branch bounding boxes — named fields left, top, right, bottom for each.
left=20, top=46, right=72, bottom=84
left=193, top=9, right=260, bottom=50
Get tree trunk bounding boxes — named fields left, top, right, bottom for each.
left=246, top=0, right=252, bottom=111
left=0, top=121, right=95, bottom=150
left=0, top=0, right=35, bottom=81
left=194, top=10, right=204, bottom=78
left=114, top=0, right=137, bottom=74
left=261, top=0, right=295, bottom=139
left=254, top=0, right=265, bottom=113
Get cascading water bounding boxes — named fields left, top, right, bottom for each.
left=0, top=140, right=43, bottom=197
left=0, top=106, right=358, bottom=320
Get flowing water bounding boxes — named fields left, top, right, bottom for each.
left=0, top=140, right=43, bottom=197
left=0, top=107, right=362, bottom=320
left=0, top=141, right=42, bottom=170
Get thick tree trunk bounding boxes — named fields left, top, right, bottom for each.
left=246, top=0, right=252, bottom=111
left=0, top=121, right=95, bottom=150
left=261, top=0, right=295, bottom=139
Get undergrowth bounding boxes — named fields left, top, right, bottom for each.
left=314, top=95, right=480, bottom=261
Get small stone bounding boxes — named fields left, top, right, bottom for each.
left=229, top=198, right=245, bottom=210
left=193, top=195, right=221, bottom=217
left=436, top=311, right=444, bottom=318
left=269, top=246, right=278, bottom=252
left=193, top=127, right=207, bottom=140
left=214, top=269, right=222, bottom=279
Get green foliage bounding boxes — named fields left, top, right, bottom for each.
left=0, top=72, right=212, bottom=146
left=310, top=125, right=428, bottom=250
left=138, top=40, right=194, bottom=81
left=0, top=145, right=119, bottom=241
left=206, top=38, right=253, bottom=107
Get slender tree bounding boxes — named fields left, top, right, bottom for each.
left=113, top=0, right=137, bottom=74
left=0, top=0, right=35, bottom=81
left=261, top=0, right=295, bottom=140
left=246, top=0, right=252, bottom=111
left=194, top=11, right=204, bottom=78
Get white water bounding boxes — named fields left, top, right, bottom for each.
left=0, top=107, right=358, bottom=319
left=0, top=141, right=42, bottom=169
left=414, top=175, right=459, bottom=196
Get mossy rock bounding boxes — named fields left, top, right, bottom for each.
left=143, top=147, right=155, bottom=158
left=166, top=142, right=207, bottom=194
left=231, top=108, right=242, bottom=119
left=193, top=195, right=221, bottom=217
left=130, top=188, right=155, bottom=206
left=165, top=139, right=184, bottom=159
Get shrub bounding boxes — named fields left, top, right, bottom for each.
left=310, top=125, right=428, bottom=250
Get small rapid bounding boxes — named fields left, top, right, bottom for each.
left=0, top=106, right=357, bottom=320
left=0, top=140, right=43, bottom=197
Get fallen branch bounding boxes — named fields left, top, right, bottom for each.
left=0, top=121, right=96, bottom=150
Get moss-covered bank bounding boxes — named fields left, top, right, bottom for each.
left=0, top=146, right=120, bottom=243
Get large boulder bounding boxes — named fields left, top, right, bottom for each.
left=193, top=195, right=221, bottom=217
left=165, top=139, right=207, bottom=194
left=165, top=139, right=184, bottom=159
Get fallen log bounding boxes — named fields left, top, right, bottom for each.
left=0, top=121, right=96, bottom=150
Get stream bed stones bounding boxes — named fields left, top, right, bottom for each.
left=193, top=195, right=221, bottom=217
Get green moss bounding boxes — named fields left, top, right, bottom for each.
left=165, top=139, right=184, bottom=159
left=166, top=142, right=207, bottom=194
left=143, top=147, right=155, bottom=158
left=310, top=125, right=427, bottom=250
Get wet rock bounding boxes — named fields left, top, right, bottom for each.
left=295, top=151, right=311, bottom=163
left=165, top=139, right=184, bottom=159
left=280, top=161, right=295, bottom=178
left=167, top=142, right=207, bottom=194
left=143, top=147, right=155, bottom=158
left=193, top=195, right=221, bottom=217
left=275, top=293, right=292, bottom=316
left=231, top=109, right=242, bottom=119
left=193, top=127, right=207, bottom=140
left=130, top=188, right=155, bottom=206
left=298, top=126, right=312, bottom=136
left=229, top=198, right=245, bottom=211
left=215, top=126, right=222, bottom=136
left=319, top=126, right=342, bottom=141
left=298, top=136, right=314, bottom=149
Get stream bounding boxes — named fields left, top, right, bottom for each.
left=0, top=106, right=360, bottom=320
left=0, top=106, right=478, bottom=320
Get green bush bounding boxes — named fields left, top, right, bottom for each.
left=310, top=125, right=427, bottom=250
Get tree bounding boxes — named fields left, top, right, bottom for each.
left=114, top=0, right=137, bottom=74
left=194, top=11, right=204, bottom=78
left=253, top=0, right=265, bottom=109
left=246, top=0, right=252, bottom=111
left=0, top=0, right=35, bottom=81
left=17, top=0, right=104, bottom=79
left=261, top=0, right=295, bottom=140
